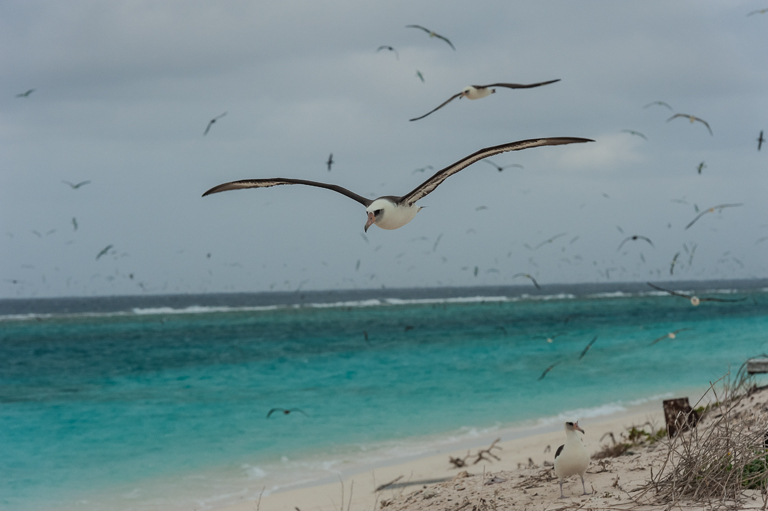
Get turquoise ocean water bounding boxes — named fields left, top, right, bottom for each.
left=1, top=281, right=767, bottom=511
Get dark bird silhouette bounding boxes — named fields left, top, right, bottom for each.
left=405, top=25, right=455, bottom=50
left=72, top=217, right=78, bottom=231
left=747, top=7, right=768, bottom=15
left=326, top=153, right=334, bottom=171
left=538, top=361, right=561, bottom=381
left=670, top=252, right=680, bottom=275
left=621, top=130, right=647, bottom=140
left=643, top=101, right=672, bottom=110
left=534, top=232, right=568, bottom=250
left=758, top=131, right=764, bottom=151
left=416, top=70, right=425, bottom=83
left=650, top=328, right=692, bottom=346
left=202, top=138, right=593, bottom=232
left=203, top=112, right=227, bottom=136
left=482, top=160, right=523, bottom=172
left=667, top=113, right=713, bottom=136
left=578, top=336, right=598, bottom=360
left=62, top=180, right=91, bottom=189
left=266, top=408, right=308, bottom=418
left=412, top=165, right=433, bottom=174
left=410, top=79, right=560, bottom=121
left=16, top=89, right=35, bottom=98
left=376, top=46, right=399, bottom=60
left=697, top=161, right=707, bottom=174
left=684, top=203, right=743, bottom=230
left=96, top=245, right=114, bottom=260
left=617, top=235, right=654, bottom=251
left=647, top=282, right=747, bottom=306
left=512, top=272, right=541, bottom=290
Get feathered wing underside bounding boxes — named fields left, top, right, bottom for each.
left=409, top=92, right=462, bottom=121
left=397, top=137, right=593, bottom=205
left=202, top=178, right=373, bottom=207
left=685, top=203, right=742, bottom=230
left=475, top=79, right=561, bottom=89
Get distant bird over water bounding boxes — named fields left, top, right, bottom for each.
left=578, top=336, right=598, bottom=360
left=410, top=80, right=560, bottom=121
left=684, top=203, right=743, bottom=230
left=617, top=235, right=654, bottom=251
left=747, top=7, right=768, bottom=15
left=62, top=180, right=91, bottom=189
left=697, top=161, right=707, bottom=174
left=266, top=408, right=308, bottom=418
left=482, top=160, right=523, bottom=172
left=538, top=361, right=560, bottom=380
left=376, top=46, right=399, bottom=59
left=650, top=328, right=691, bottom=346
left=667, top=113, right=713, bottom=136
left=16, top=89, right=35, bottom=98
left=203, top=137, right=593, bottom=232
left=96, top=245, right=113, bottom=261
left=512, top=272, right=541, bottom=290
left=405, top=25, right=455, bottom=50
left=647, top=282, right=746, bottom=306
left=621, top=129, right=647, bottom=140
left=203, top=112, right=227, bottom=136
left=643, top=101, right=672, bottom=110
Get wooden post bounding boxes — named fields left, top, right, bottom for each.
left=663, top=397, right=699, bottom=438
left=747, top=359, right=768, bottom=374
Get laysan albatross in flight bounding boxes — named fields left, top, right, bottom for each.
left=203, top=137, right=593, bottom=232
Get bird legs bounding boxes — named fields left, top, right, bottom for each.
left=558, top=477, right=591, bottom=499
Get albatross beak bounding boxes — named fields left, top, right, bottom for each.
left=364, top=212, right=375, bottom=232
left=573, top=422, right=585, bottom=434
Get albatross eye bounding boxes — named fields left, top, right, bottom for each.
left=375, top=209, right=383, bottom=216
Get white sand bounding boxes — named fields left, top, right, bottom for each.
left=215, top=402, right=669, bottom=511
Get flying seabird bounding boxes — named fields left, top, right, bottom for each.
left=621, top=129, right=647, bottom=140
left=758, top=130, right=764, bottom=151
left=650, top=328, right=692, bottom=346
left=669, top=252, right=680, bottom=275
left=534, top=232, right=568, bottom=250
left=203, top=137, right=593, bottom=232
left=747, top=7, right=768, bottom=15
left=412, top=165, right=433, bottom=174
left=554, top=421, right=590, bottom=498
left=643, top=101, right=673, bottom=110
left=538, top=361, right=560, bottom=380
left=697, top=161, right=707, bottom=174
left=684, top=203, right=743, bottom=230
left=62, top=180, right=91, bottom=189
left=326, top=153, right=334, bottom=171
left=410, top=79, right=560, bottom=121
left=578, top=336, right=598, bottom=360
left=416, top=70, right=425, bottom=83
left=647, top=282, right=746, bottom=306
left=203, top=112, right=227, bottom=136
left=376, top=46, right=399, bottom=60
left=512, top=272, right=541, bottom=290
left=266, top=408, right=308, bottom=418
left=96, top=244, right=113, bottom=261
left=482, top=160, right=523, bottom=172
left=667, top=113, right=713, bottom=136
left=72, top=217, right=78, bottom=231
left=617, top=235, right=654, bottom=252
left=405, top=25, right=455, bottom=50
left=16, top=89, right=35, bottom=98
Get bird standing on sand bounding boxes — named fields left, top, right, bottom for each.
left=405, top=25, right=455, bottom=50
left=410, top=80, right=560, bottom=121
left=203, top=137, right=593, bottom=233
left=554, top=421, right=590, bottom=498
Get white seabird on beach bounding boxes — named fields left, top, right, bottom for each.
left=409, top=80, right=561, bottom=121
left=554, top=421, right=590, bottom=499
left=203, top=137, right=593, bottom=232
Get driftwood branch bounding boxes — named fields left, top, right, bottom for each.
left=449, top=438, right=502, bottom=468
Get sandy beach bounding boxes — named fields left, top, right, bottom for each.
left=216, top=386, right=768, bottom=511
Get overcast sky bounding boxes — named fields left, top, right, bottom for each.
left=2, top=0, right=767, bottom=298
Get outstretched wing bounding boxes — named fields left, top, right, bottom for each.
left=434, top=33, right=455, bottom=50
left=695, top=117, right=713, bottom=136
left=202, top=178, right=373, bottom=207
left=647, top=282, right=691, bottom=299
left=475, top=79, right=560, bottom=89
left=405, top=24, right=430, bottom=33
left=398, top=138, right=594, bottom=205
left=685, top=203, right=742, bottom=230
left=409, top=92, right=462, bottom=121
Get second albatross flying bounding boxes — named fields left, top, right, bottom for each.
left=203, top=137, right=593, bottom=232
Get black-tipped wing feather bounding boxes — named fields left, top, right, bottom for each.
left=203, top=178, right=373, bottom=207
left=474, top=79, right=560, bottom=89
left=398, top=138, right=593, bottom=205
left=409, top=93, right=463, bottom=121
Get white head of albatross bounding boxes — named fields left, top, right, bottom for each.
left=202, top=137, right=593, bottom=232
left=554, top=421, right=591, bottom=499
left=461, top=86, right=494, bottom=100
left=365, top=198, right=421, bottom=232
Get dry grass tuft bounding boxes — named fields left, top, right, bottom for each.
left=637, top=367, right=768, bottom=510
